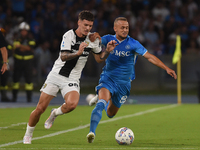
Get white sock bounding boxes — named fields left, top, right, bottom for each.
left=25, top=124, right=35, bottom=136
left=54, top=105, right=64, bottom=116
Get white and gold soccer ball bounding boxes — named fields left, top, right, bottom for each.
left=115, top=127, right=134, bottom=145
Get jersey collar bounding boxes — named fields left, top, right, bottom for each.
left=114, top=35, right=130, bottom=43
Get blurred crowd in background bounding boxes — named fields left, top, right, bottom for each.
left=0, top=0, right=200, bottom=84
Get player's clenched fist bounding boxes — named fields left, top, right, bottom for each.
left=89, top=32, right=101, bottom=42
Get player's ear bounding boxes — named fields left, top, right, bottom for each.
left=78, top=20, right=81, bottom=26
left=114, top=26, right=117, bottom=32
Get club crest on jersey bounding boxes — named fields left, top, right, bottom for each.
left=125, top=44, right=130, bottom=49
left=42, top=83, right=47, bottom=89
left=85, top=40, right=90, bottom=45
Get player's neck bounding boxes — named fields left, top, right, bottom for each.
left=116, top=35, right=126, bottom=42
left=75, top=28, right=86, bottom=38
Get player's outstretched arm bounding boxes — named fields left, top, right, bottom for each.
left=94, top=40, right=117, bottom=63
left=143, top=52, right=177, bottom=79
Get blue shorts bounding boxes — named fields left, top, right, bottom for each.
left=96, top=74, right=131, bottom=108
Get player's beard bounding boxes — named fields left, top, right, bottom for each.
left=118, top=34, right=127, bottom=40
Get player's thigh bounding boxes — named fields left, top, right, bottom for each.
left=36, top=92, right=54, bottom=112
left=107, top=100, right=119, bottom=116
left=61, top=81, right=80, bottom=108
left=64, top=91, right=80, bottom=109
left=98, top=88, right=112, bottom=102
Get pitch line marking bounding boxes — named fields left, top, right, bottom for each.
left=0, top=104, right=178, bottom=148
left=0, top=122, right=27, bottom=130
left=0, top=147, right=198, bottom=150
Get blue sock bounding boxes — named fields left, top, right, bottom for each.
left=90, top=99, right=107, bottom=134
left=105, top=101, right=114, bottom=118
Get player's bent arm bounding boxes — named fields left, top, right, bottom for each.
left=60, top=51, right=79, bottom=61
left=61, top=42, right=88, bottom=61
left=93, top=40, right=117, bottom=63
left=143, top=52, right=177, bottom=79
left=93, top=50, right=110, bottom=63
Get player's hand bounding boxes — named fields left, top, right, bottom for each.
left=106, top=40, right=118, bottom=52
left=89, top=32, right=101, bottom=42
left=77, top=42, right=88, bottom=56
left=1, top=63, right=8, bottom=74
left=166, top=68, right=177, bottom=79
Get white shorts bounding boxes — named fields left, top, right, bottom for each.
left=40, top=72, right=80, bottom=97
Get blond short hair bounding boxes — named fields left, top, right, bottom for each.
left=114, top=17, right=127, bottom=26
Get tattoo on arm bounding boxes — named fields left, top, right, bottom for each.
left=60, top=51, right=78, bottom=61
left=100, top=50, right=110, bottom=60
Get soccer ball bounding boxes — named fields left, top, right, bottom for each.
left=115, top=127, right=134, bottom=145
left=85, top=94, right=95, bottom=104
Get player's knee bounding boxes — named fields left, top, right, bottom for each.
left=35, top=106, right=46, bottom=115
left=63, top=102, right=77, bottom=113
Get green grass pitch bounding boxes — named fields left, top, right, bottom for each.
left=0, top=104, right=200, bottom=150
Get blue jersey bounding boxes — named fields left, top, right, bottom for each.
left=101, top=34, right=147, bottom=84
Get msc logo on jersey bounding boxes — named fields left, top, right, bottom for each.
left=120, top=95, right=127, bottom=104
left=112, top=50, right=130, bottom=57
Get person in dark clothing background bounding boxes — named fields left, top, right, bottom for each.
left=12, top=22, right=36, bottom=102
left=0, top=27, right=10, bottom=102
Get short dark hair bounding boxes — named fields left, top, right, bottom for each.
left=78, top=10, right=94, bottom=22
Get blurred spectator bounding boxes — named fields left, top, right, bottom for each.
left=180, top=25, right=189, bottom=53
left=144, top=21, right=159, bottom=53
left=186, top=40, right=199, bottom=55
left=11, top=0, right=26, bottom=18
left=187, top=0, right=198, bottom=20
left=0, top=0, right=199, bottom=84
left=12, top=22, right=36, bottom=102
left=34, top=40, right=51, bottom=83
left=152, top=2, right=170, bottom=22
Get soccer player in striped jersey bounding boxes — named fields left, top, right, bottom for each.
left=23, top=10, right=117, bottom=144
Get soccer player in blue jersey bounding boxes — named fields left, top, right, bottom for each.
left=86, top=17, right=177, bottom=143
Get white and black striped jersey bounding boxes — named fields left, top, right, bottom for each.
left=50, top=29, right=101, bottom=81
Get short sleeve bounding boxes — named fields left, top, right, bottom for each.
left=101, top=35, right=109, bottom=47
left=60, top=30, right=73, bottom=51
left=132, top=39, right=147, bottom=56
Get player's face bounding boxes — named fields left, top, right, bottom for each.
left=78, top=19, right=93, bottom=37
left=114, top=20, right=129, bottom=41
